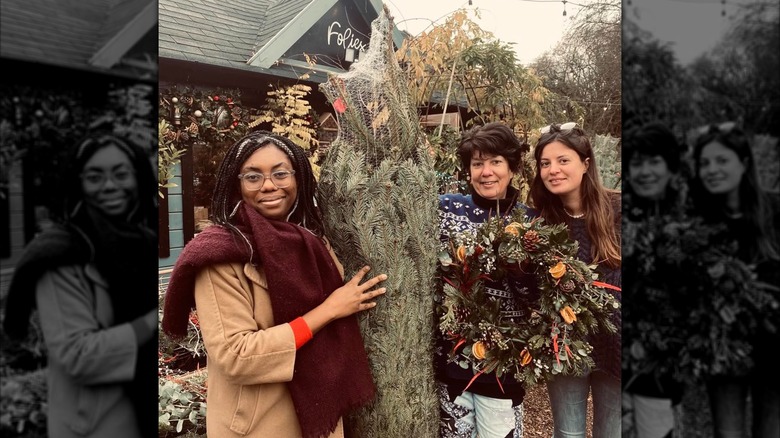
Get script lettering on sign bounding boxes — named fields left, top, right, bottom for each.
left=327, top=21, right=369, bottom=54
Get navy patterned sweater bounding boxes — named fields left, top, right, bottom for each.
left=435, top=186, right=540, bottom=404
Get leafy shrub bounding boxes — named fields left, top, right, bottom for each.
left=0, top=368, right=47, bottom=436
left=158, top=371, right=207, bottom=437
left=592, top=134, right=621, bottom=190
left=752, top=134, right=779, bottom=193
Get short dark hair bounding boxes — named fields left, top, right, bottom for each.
left=457, top=122, right=523, bottom=174
left=622, top=122, right=681, bottom=172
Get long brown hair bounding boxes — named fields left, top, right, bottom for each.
left=530, top=124, right=621, bottom=269
left=691, top=125, right=779, bottom=262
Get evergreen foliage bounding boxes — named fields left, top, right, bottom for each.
left=317, top=7, right=440, bottom=437
left=592, top=134, right=621, bottom=190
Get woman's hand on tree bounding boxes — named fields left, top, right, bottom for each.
left=303, top=265, right=387, bottom=334
left=326, top=265, right=387, bottom=320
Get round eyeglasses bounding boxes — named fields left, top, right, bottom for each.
left=238, top=170, right=296, bottom=190
left=80, top=167, right=136, bottom=189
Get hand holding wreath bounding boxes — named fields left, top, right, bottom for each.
left=437, top=208, right=620, bottom=388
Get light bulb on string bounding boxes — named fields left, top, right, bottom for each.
left=721, top=0, right=726, bottom=17
left=562, top=0, right=567, bottom=16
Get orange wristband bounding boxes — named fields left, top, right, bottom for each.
left=289, top=317, right=313, bottom=349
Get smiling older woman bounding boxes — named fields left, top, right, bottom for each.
left=435, top=122, right=540, bottom=438
left=621, top=121, right=686, bottom=438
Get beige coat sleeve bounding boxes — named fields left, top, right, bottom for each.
left=35, top=266, right=138, bottom=385
left=193, top=263, right=297, bottom=386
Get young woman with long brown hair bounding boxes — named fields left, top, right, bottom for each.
left=530, top=122, right=622, bottom=438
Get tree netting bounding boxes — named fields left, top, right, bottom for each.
left=317, top=6, right=440, bottom=438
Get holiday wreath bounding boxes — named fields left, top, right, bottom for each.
left=437, top=207, right=620, bottom=387
left=623, top=213, right=780, bottom=384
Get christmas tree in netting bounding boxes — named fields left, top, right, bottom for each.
left=317, top=6, right=440, bottom=438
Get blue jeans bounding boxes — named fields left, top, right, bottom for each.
left=546, top=370, right=621, bottom=438
left=438, top=383, right=524, bottom=438
left=707, top=375, right=780, bottom=438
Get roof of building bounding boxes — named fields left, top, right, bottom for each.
left=159, top=0, right=404, bottom=82
left=0, top=0, right=156, bottom=79
left=159, top=0, right=275, bottom=72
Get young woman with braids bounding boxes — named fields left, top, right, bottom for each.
left=530, top=123, right=622, bottom=438
left=162, top=131, right=387, bottom=438
left=3, top=132, right=159, bottom=437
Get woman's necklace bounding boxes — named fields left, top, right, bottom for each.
left=564, top=208, right=585, bottom=219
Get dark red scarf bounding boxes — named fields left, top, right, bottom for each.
left=162, top=203, right=376, bottom=438
left=3, top=226, right=87, bottom=339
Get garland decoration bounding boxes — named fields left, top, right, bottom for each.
left=158, top=86, right=253, bottom=149
left=438, top=207, right=620, bottom=388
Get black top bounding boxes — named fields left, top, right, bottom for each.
left=566, top=196, right=622, bottom=382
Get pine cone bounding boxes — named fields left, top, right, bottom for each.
left=522, top=230, right=541, bottom=252
left=482, top=326, right=507, bottom=351
left=480, top=333, right=495, bottom=351
left=454, top=305, right=471, bottom=323
left=186, top=122, right=199, bottom=136
left=560, top=280, right=576, bottom=292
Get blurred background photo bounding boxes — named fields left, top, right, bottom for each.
left=0, top=0, right=157, bottom=436
left=621, top=0, right=779, bottom=437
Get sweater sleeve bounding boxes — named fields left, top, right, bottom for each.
left=193, top=263, right=298, bottom=386
left=289, top=317, right=313, bottom=348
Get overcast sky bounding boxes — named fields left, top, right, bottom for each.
left=625, top=0, right=757, bottom=65
left=384, top=0, right=762, bottom=67
left=384, top=0, right=595, bottom=65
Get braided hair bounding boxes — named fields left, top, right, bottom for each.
left=211, top=130, right=325, bottom=238
left=66, top=130, right=157, bottom=228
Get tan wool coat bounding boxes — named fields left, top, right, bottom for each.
left=193, top=248, right=346, bottom=438
left=35, top=265, right=142, bottom=438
